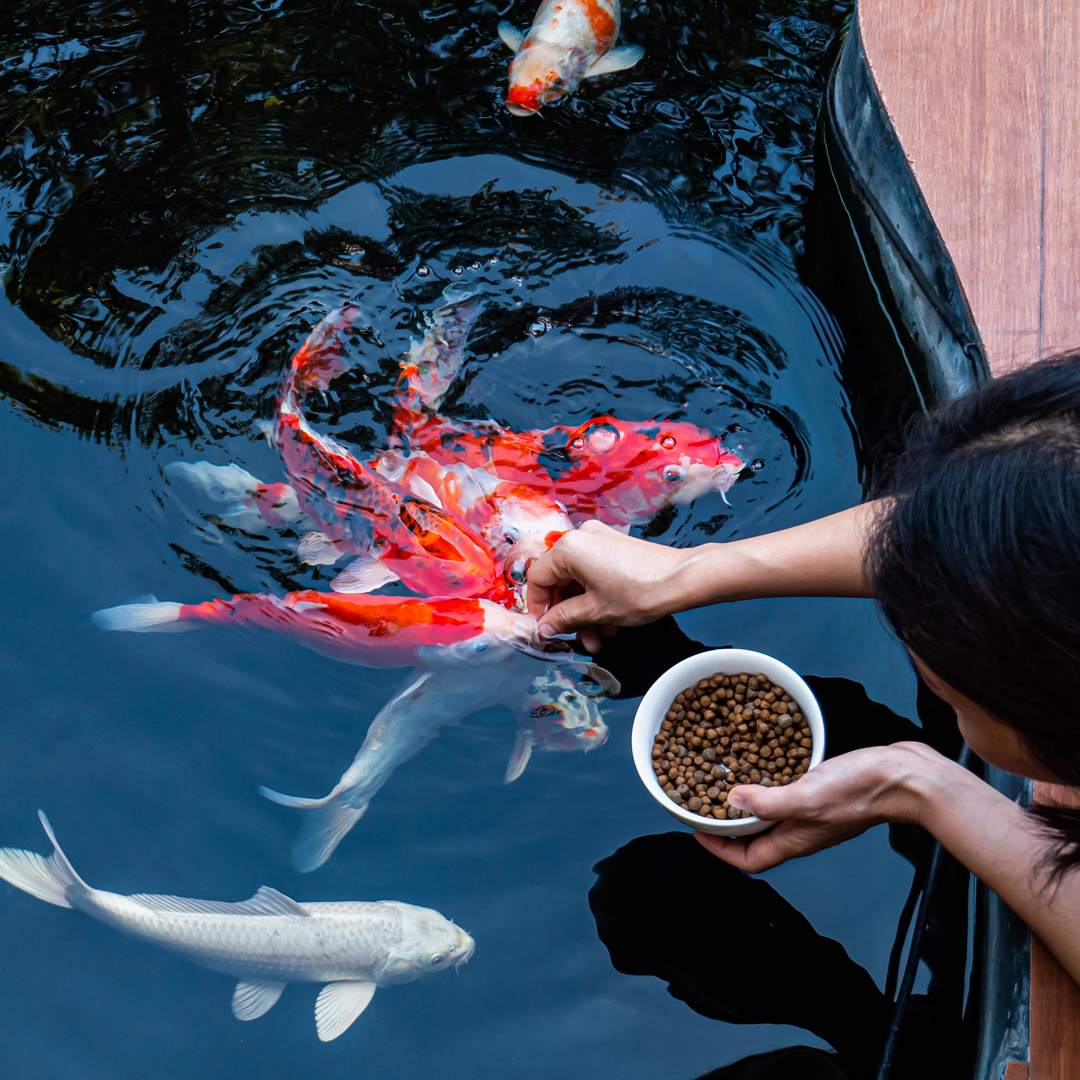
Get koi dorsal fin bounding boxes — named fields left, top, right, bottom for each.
left=131, top=885, right=309, bottom=917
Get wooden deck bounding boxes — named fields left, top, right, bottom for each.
left=858, top=0, right=1079, bottom=377
left=857, top=0, right=1080, bottom=1075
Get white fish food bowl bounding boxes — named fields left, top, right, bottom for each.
left=632, top=648, right=826, bottom=837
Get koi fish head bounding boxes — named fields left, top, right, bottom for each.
left=378, top=907, right=475, bottom=984
left=559, top=416, right=745, bottom=518
left=506, top=44, right=590, bottom=116
left=486, top=484, right=572, bottom=576
left=526, top=669, right=609, bottom=751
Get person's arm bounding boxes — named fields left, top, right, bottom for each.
left=698, top=743, right=1080, bottom=985
left=528, top=501, right=879, bottom=650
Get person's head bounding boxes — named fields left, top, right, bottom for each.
left=865, top=352, right=1080, bottom=874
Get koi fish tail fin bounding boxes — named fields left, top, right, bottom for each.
left=0, top=811, right=91, bottom=909
left=287, top=306, right=361, bottom=397
left=92, top=597, right=199, bottom=633
left=259, top=787, right=368, bottom=874
left=166, top=461, right=266, bottom=531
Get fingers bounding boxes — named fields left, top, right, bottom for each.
left=578, top=626, right=602, bottom=655
left=727, top=783, right=796, bottom=821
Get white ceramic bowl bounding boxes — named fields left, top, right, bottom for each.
left=632, top=648, right=826, bottom=836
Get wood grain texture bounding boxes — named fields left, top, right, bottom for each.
left=1041, top=0, right=1080, bottom=358
left=1003, top=1063, right=1029, bottom=1080
left=1030, top=782, right=1080, bottom=1080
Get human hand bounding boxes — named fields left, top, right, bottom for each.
left=526, top=520, right=693, bottom=653
left=694, top=743, right=940, bottom=872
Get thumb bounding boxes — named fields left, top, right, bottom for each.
left=727, top=782, right=795, bottom=821
left=537, top=592, right=600, bottom=638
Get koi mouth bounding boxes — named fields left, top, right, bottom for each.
left=506, top=83, right=541, bottom=116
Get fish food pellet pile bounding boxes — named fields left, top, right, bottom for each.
left=651, top=672, right=814, bottom=820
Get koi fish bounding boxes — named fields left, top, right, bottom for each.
left=397, top=410, right=744, bottom=527
left=165, top=461, right=311, bottom=533
left=0, top=812, right=472, bottom=1041
left=498, top=0, right=644, bottom=117
left=91, top=591, right=537, bottom=669
left=280, top=299, right=572, bottom=590
left=390, top=292, right=744, bottom=525
left=505, top=666, right=609, bottom=782
left=276, top=308, right=509, bottom=602
left=261, top=655, right=609, bottom=871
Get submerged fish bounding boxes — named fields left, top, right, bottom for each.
left=0, top=812, right=473, bottom=1041
left=498, top=0, right=644, bottom=117
left=262, top=655, right=610, bottom=871
left=93, top=593, right=613, bottom=870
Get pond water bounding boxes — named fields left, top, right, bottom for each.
left=0, top=2, right=928, bottom=1077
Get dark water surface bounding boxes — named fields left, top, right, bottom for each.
left=1, top=2, right=924, bottom=1077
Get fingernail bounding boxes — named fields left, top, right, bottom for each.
left=538, top=624, right=554, bottom=639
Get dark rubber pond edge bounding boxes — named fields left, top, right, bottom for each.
left=821, top=20, right=1031, bottom=1080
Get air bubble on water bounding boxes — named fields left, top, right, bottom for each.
left=512, top=298, right=523, bottom=308
left=751, top=458, right=765, bottom=471
left=527, top=317, right=552, bottom=338
left=511, top=275, right=524, bottom=286
left=451, top=266, right=464, bottom=276
left=416, top=264, right=431, bottom=278
left=488, top=255, right=499, bottom=265
left=469, top=261, right=481, bottom=271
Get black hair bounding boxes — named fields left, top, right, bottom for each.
left=864, top=352, right=1080, bottom=880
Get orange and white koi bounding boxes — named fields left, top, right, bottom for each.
left=498, top=0, right=644, bottom=117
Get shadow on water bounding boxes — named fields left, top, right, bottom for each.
left=0, top=2, right=964, bottom=1079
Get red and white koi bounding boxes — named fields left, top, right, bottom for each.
left=397, top=410, right=744, bottom=527
left=498, top=0, right=644, bottom=117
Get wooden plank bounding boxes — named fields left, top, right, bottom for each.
left=1030, top=782, right=1080, bottom=1080
left=1040, top=0, right=1080, bottom=359
left=1004, top=1063, right=1029, bottom=1080
left=857, top=0, right=1044, bottom=375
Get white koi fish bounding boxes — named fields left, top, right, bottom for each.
left=261, top=654, right=611, bottom=872
left=0, top=812, right=473, bottom=1041
left=498, top=0, right=644, bottom=116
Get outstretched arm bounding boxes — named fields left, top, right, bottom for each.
left=698, top=744, right=1080, bottom=986
left=528, top=502, right=878, bottom=652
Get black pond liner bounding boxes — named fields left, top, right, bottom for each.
left=814, top=19, right=1031, bottom=1080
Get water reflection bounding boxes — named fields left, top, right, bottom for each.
left=589, top=620, right=973, bottom=1079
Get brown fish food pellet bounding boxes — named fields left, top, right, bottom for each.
left=651, top=672, right=814, bottom=820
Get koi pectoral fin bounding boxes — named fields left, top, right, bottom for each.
left=497, top=20, right=524, bottom=51
left=232, top=980, right=286, bottom=1021
left=331, top=554, right=400, bottom=594
left=586, top=45, right=645, bottom=78
left=315, top=981, right=376, bottom=1041
left=504, top=730, right=535, bottom=784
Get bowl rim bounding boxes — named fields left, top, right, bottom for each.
left=631, top=647, right=826, bottom=836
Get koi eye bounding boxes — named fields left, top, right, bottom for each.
left=586, top=424, right=619, bottom=453
left=430, top=955, right=446, bottom=966
left=660, top=436, right=676, bottom=449
left=471, top=641, right=488, bottom=654
left=530, top=704, right=561, bottom=719
left=503, top=526, right=521, bottom=545
left=570, top=437, right=586, bottom=450
left=663, top=465, right=686, bottom=483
